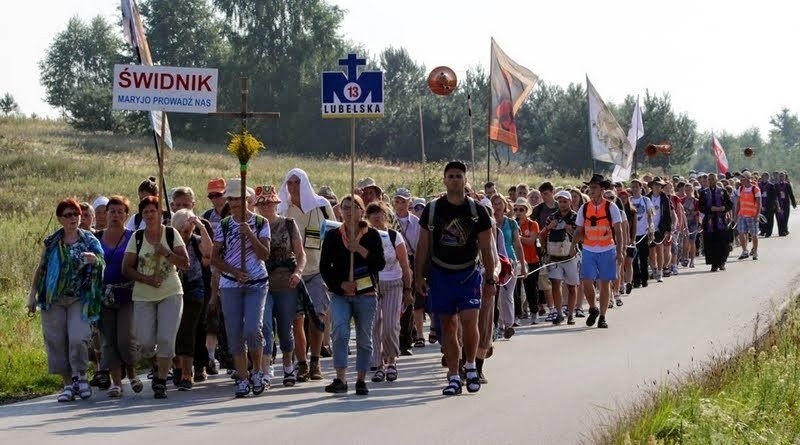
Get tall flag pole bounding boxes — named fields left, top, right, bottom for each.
left=120, top=0, right=173, bottom=210
left=487, top=38, right=538, bottom=181
left=612, top=97, right=644, bottom=181
left=587, top=76, right=633, bottom=172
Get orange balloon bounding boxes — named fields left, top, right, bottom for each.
left=427, top=66, right=457, bottom=96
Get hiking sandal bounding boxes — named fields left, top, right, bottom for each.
left=413, top=338, right=426, bottom=348
left=107, top=385, right=122, bottom=398
left=442, top=377, right=462, bottom=396
left=283, top=371, right=296, bottom=387
left=57, top=386, right=76, bottom=403
left=77, top=379, right=92, bottom=400
left=130, top=377, right=144, bottom=394
left=464, top=368, right=481, bottom=393
left=385, top=365, right=398, bottom=382
left=371, top=369, right=386, bottom=383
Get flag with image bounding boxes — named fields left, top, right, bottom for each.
left=588, top=76, right=632, bottom=167
left=488, top=38, right=538, bottom=153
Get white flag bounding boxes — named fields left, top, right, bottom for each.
left=612, top=100, right=644, bottom=181
left=120, top=0, right=173, bottom=149
left=587, top=76, right=631, bottom=166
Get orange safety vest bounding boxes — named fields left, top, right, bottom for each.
left=583, top=200, right=615, bottom=248
left=738, top=185, right=760, bottom=217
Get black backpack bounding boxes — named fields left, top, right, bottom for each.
left=134, top=226, right=176, bottom=256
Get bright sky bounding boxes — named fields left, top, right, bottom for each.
left=2, top=0, right=798, bottom=138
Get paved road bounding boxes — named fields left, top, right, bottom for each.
left=3, top=213, right=800, bottom=445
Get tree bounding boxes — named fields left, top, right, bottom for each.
left=212, top=0, right=346, bottom=149
left=39, top=16, right=128, bottom=131
left=537, top=83, right=592, bottom=176
left=768, top=108, right=800, bottom=150
left=139, top=0, right=228, bottom=138
left=0, top=93, right=20, bottom=116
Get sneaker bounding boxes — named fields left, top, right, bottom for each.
left=251, top=371, right=266, bottom=395
left=597, top=316, right=609, bottom=329
left=320, top=345, right=333, bottom=358
left=324, top=378, right=348, bottom=394
left=177, top=379, right=193, bottom=391
left=625, top=283, right=632, bottom=294
left=296, top=362, right=309, bottom=382
left=207, top=359, right=220, bottom=375
left=615, top=297, right=624, bottom=307
left=553, top=312, right=564, bottom=325
left=586, top=307, right=600, bottom=327
left=172, top=369, right=183, bottom=388
left=512, top=319, right=520, bottom=327
left=152, top=378, right=167, bottom=399
left=538, top=308, right=547, bottom=317
left=234, top=379, right=251, bottom=398
left=194, top=368, right=207, bottom=382
left=355, top=380, right=369, bottom=396
left=401, top=349, right=414, bottom=356
left=642, top=281, right=649, bottom=288
left=710, top=265, right=719, bottom=272
left=503, top=326, right=515, bottom=339
left=283, top=371, right=296, bottom=387
left=689, top=261, right=695, bottom=268
left=309, top=361, right=323, bottom=381
left=752, top=251, right=758, bottom=260
left=608, top=299, right=614, bottom=309
left=738, top=250, right=749, bottom=260
left=478, top=371, right=489, bottom=384
left=567, top=316, right=576, bottom=325
left=574, top=308, right=586, bottom=318
left=530, top=315, right=539, bottom=325
left=719, top=264, right=727, bottom=271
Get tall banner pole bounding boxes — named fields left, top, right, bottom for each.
left=418, top=96, right=426, bottom=185
left=349, top=117, right=356, bottom=282
left=468, top=91, right=476, bottom=186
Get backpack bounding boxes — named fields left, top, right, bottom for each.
left=426, top=196, right=480, bottom=270
left=134, top=226, right=176, bottom=256
left=219, top=214, right=267, bottom=257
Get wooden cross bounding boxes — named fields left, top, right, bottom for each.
left=208, top=76, right=280, bottom=130
left=208, top=75, right=279, bottom=272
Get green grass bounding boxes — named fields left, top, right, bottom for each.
left=0, top=116, right=577, bottom=402
left=600, top=302, right=800, bottom=445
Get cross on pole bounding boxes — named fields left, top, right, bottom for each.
left=208, top=75, right=280, bottom=272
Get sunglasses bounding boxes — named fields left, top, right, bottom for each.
left=60, top=212, right=79, bottom=218
left=207, top=193, right=223, bottom=199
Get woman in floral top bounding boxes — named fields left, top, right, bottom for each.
left=26, top=198, right=105, bottom=403
left=122, top=196, right=189, bottom=399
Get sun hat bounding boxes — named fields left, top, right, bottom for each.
left=254, top=185, right=281, bottom=204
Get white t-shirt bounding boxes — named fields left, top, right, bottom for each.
left=213, top=215, right=271, bottom=288
left=378, top=229, right=405, bottom=281
left=630, top=195, right=655, bottom=236
left=575, top=200, right=623, bottom=253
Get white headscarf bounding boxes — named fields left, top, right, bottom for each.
left=277, top=168, right=330, bottom=215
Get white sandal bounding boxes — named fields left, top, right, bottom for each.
left=57, top=386, right=75, bottom=403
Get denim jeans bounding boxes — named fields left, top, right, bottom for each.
left=331, top=294, right=377, bottom=372
left=263, top=288, right=299, bottom=354
left=220, top=286, right=268, bottom=355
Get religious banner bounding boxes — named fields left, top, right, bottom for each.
left=488, top=38, right=538, bottom=153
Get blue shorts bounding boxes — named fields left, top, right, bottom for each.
left=428, top=266, right=482, bottom=315
left=737, top=216, right=758, bottom=236
left=580, top=249, right=617, bottom=282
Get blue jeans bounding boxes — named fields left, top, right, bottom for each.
left=220, top=286, right=268, bottom=355
left=331, top=294, right=377, bottom=373
left=263, top=288, right=299, bottom=354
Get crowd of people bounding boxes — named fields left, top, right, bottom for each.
left=27, top=162, right=796, bottom=401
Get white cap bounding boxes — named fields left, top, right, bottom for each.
left=92, top=196, right=109, bottom=210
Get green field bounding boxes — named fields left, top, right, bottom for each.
left=0, top=116, right=567, bottom=402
